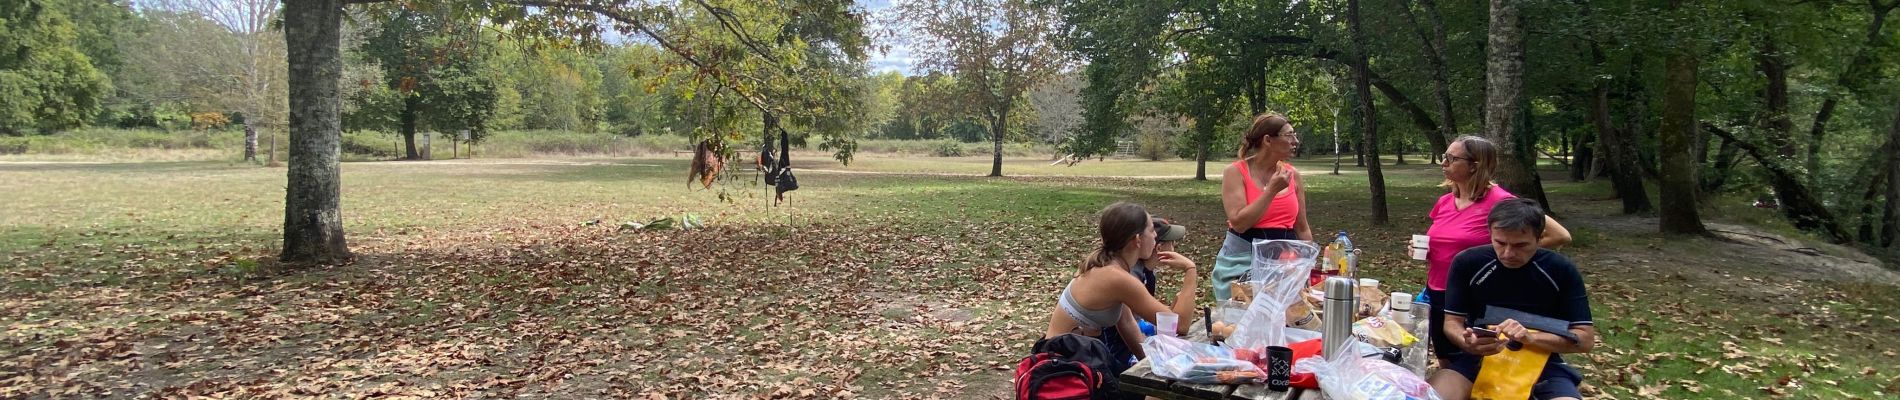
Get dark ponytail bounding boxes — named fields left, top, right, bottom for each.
left=1080, top=202, right=1150, bottom=274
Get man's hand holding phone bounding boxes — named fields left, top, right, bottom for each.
left=1463, top=326, right=1507, bottom=356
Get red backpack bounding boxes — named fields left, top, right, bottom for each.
left=1013, top=334, right=1120, bottom=400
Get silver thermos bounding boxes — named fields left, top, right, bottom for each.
left=1322, top=276, right=1357, bottom=360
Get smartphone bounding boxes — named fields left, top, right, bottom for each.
left=1467, top=326, right=1502, bottom=338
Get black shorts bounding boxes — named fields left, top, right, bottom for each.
left=1443, top=354, right=1585, bottom=399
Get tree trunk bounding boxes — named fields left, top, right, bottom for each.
left=1658, top=41, right=1706, bottom=235
left=1394, top=135, right=1407, bottom=165
left=1621, top=55, right=1662, bottom=182
left=1571, top=128, right=1593, bottom=182
left=280, top=0, right=350, bottom=265
left=1754, top=34, right=1796, bottom=158
left=1705, top=123, right=1854, bottom=243
left=1333, top=107, right=1343, bottom=175
left=1884, top=102, right=1900, bottom=247
left=401, top=95, right=420, bottom=160
left=1484, top=0, right=1550, bottom=211
left=1350, top=0, right=1388, bottom=225
left=989, top=110, right=1006, bottom=177
left=1589, top=44, right=1651, bottom=213
left=1702, top=133, right=1739, bottom=195
left=1195, top=118, right=1213, bottom=181
left=244, top=123, right=258, bottom=162
left=1857, top=167, right=1887, bottom=243
left=1354, top=139, right=1366, bottom=167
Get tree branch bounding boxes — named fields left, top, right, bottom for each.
left=508, top=0, right=777, bottom=117
left=689, top=0, right=785, bottom=66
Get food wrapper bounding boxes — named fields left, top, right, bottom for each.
left=1356, top=285, right=1388, bottom=319
left=1352, top=316, right=1417, bottom=348
left=1232, top=281, right=1256, bottom=304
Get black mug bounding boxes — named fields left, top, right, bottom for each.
left=1266, top=345, right=1293, bottom=391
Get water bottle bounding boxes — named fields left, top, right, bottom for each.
left=1403, top=291, right=1433, bottom=374
left=1334, top=231, right=1356, bottom=278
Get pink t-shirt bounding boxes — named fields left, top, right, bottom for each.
left=1424, top=184, right=1516, bottom=290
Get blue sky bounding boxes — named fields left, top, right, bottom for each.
left=860, top=0, right=915, bottom=75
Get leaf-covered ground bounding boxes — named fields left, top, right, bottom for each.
left=3, top=155, right=1896, bottom=399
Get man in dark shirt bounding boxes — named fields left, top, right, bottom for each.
left=1431, top=198, right=1596, bottom=400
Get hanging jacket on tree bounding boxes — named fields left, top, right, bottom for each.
left=772, top=128, right=798, bottom=206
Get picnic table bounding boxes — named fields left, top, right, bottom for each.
left=1118, top=318, right=1322, bottom=400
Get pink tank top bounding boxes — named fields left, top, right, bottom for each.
left=1233, top=160, right=1300, bottom=230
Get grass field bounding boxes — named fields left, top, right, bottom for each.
left=3, top=154, right=1896, bottom=398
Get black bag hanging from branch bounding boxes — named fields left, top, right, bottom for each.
left=772, top=128, right=798, bottom=206
left=774, top=167, right=799, bottom=206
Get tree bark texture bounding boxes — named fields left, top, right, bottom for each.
left=280, top=0, right=350, bottom=265
left=1485, top=0, right=1550, bottom=211
left=1658, top=47, right=1706, bottom=235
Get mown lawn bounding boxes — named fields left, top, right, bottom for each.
left=2, top=154, right=1895, bottom=399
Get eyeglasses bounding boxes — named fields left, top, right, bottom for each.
left=1442, top=153, right=1473, bottom=163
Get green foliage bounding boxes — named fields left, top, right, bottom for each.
left=349, top=9, right=499, bottom=142
left=0, top=0, right=112, bottom=134
left=1137, top=129, right=1172, bottom=161
left=0, top=127, right=240, bottom=155
left=931, top=139, right=967, bottom=157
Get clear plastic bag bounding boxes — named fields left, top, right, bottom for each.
left=1228, top=240, right=1319, bottom=349
left=1292, top=355, right=1442, bottom=400
left=1141, top=334, right=1268, bottom=384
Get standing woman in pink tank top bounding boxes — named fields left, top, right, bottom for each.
left=1211, top=113, right=1313, bottom=301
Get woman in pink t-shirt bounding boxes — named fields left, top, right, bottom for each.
left=1422, top=135, right=1571, bottom=361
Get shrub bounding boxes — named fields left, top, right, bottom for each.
left=933, top=140, right=966, bottom=157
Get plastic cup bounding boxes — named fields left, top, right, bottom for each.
left=1266, top=345, right=1294, bottom=391
left=1156, top=312, right=1179, bottom=337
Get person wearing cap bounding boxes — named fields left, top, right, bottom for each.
left=1132, top=217, right=1188, bottom=298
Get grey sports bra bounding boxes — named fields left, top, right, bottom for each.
left=1059, top=282, right=1125, bottom=331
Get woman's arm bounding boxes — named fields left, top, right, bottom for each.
left=1222, top=165, right=1277, bottom=230
left=1116, top=310, right=1147, bottom=358
left=1540, top=216, right=1572, bottom=249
